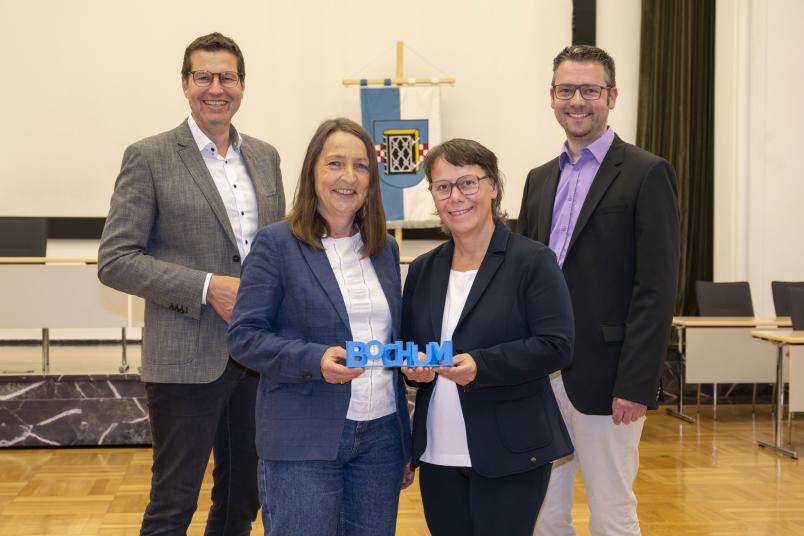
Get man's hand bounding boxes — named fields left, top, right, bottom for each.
left=320, top=346, right=364, bottom=384
left=401, top=353, right=436, bottom=383
left=612, top=397, right=647, bottom=425
left=436, top=353, right=477, bottom=387
left=207, top=275, right=240, bottom=323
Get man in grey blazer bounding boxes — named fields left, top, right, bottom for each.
left=98, top=33, right=285, bottom=535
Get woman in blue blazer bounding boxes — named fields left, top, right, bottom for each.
left=401, top=139, right=575, bottom=536
left=228, top=118, right=411, bottom=536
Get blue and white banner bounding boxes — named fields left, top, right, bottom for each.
left=360, top=86, right=441, bottom=222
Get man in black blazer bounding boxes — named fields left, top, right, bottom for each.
left=517, top=45, right=679, bottom=535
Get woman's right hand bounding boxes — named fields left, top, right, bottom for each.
left=320, top=346, right=364, bottom=384
left=401, top=353, right=436, bottom=383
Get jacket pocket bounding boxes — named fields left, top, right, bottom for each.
left=494, top=395, right=552, bottom=453
left=601, top=324, right=626, bottom=342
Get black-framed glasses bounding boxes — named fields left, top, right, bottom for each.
left=552, top=84, right=611, bottom=101
left=429, top=175, right=491, bottom=200
left=190, top=70, right=241, bottom=87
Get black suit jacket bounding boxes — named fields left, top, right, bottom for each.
left=517, top=134, right=680, bottom=415
left=402, top=222, right=575, bottom=478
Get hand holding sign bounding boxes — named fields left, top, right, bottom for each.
left=321, top=346, right=364, bottom=384
left=435, top=353, right=477, bottom=387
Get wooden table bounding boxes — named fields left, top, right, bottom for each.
left=751, top=330, right=804, bottom=459
left=669, top=317, right=791, bottom=422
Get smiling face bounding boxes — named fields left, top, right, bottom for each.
left=314, top=131, right=371, bottom=236
left=551, top=60, right=617, bottom=148
left=429, top=157, right=497, bottom=239
left=181, top=50, right=244, bottom=137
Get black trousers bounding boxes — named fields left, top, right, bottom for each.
left=141, top=359, right=259, bottom=536
left=419, top=461, right=552, bottom=536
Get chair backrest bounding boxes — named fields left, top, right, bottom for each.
left=0, top=217, right=48, bottom=257
left=789, top=288, right=804, bottom=331
left=695, top=281, right=754, bottom=316
left=771, top=281, right=804, bottom=317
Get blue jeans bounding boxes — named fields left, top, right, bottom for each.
left=259, top=413, right=404, bottom=536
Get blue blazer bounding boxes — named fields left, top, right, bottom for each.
left=228, top=220, right=412, bottom=461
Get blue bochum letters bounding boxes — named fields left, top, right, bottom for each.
left=345, top=341, right=454, bottom=368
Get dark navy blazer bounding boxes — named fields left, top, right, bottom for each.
left=228, top=220, right=411, bottom=461
left=402, top=222, right=575, bottom=478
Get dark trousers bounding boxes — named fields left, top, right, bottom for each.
left=141, top=359, right=259, bottom=536
left=419, top=461, right=552, bottom=536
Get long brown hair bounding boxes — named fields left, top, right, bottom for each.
left=287, top=118, right=387, bottom=257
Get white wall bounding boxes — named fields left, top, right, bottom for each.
left=0, top=0, right=640, bottom=221
left=715, top=0, right=804, bottom=316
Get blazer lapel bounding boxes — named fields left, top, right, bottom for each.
left=175, top=121, right=238, bottom=249
left=240, top=137, right=276, bottom=228
left=299, top=240, right=351, bottom=331
left=371, top=245, right=401, bottom=341
left=566, top=136, right=625, bottom=255
left=457, top=223, right=507, bottom=327
left=429, top=241, right=453, bottom=340
left=538, top=159, right=561, bottom=244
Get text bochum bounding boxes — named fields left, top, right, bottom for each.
left=346, top=341, right=454, bottom=368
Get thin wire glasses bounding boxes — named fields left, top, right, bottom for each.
left=189, top=70, right=241, bottom=87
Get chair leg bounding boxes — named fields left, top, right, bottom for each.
left=696, top=384, right=701, bottom=416
left=713, top=383, right=718, bottom=420
left=752, top=383, right=757, bottom=415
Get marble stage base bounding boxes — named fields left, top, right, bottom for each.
left=0, top=374, right=150, bottom=447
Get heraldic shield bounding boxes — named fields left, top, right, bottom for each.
left=360, top=86, right=441, bottom=222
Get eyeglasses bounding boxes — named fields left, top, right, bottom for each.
left=552, top=84, right=611, bottom=101
left=189, top=70, right=241, bottom=87
left=429, top=175, right=491, bottom=200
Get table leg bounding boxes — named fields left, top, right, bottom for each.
left=666, top=325, right=695, bottom=423
left=41, top=327, right=50, bottom=375
left=757, top=343, right=797, bottom=458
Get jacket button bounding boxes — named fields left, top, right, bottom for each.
left=301, top=372, right=312, bottom=380
left=232, top=255, right=241, bottom=262
left=530, top=457, right=538, bottom=463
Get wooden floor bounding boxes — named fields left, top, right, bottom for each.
left=0, top=405, right=802, bottom=535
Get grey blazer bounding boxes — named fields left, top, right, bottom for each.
left=98, top=119, right=285, bottom=383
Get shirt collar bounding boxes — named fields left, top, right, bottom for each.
left=559, top=126, right=615, bottom=169
left=186, top=115, right=242, bottom=153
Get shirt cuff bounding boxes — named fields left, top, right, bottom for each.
left=202, top=273, right=212, bottom=305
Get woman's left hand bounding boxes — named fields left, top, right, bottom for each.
left=400, top=462, right=415, bottom=490
left=436, top=352, right=477, bottom=386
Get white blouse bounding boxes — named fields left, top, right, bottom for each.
left=322, top=233, right=397, bottom=421
left=420, top=268, right=478, bottom=467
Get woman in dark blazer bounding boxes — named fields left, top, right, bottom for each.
left=401, top=139, right=575, bottom=536
left=227, top=118, right=411, bottom=536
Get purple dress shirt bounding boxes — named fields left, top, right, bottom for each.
left=549, top=127, right=616, bottom=267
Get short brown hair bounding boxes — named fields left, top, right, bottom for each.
left=423, top=138, right=507, bottom=224
left=287, top=118, right=387, bottom=257
left=552, top=45, right=616, bottom=87
left=181, top=32, right=245, bottom=81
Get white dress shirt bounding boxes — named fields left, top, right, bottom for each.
left=420, top=269, right=477, bottom=467
left=186, top=115, right=259, bottom=303
left=322, top=232, right=397, bottom=421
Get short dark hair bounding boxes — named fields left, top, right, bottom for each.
left=181, top=32, right=245, bottom=81
left=552, top=45, right=616, bottom=87
left=423, top=138, right=507, bottom=224
left=287, top=118, right=387, bottom=258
